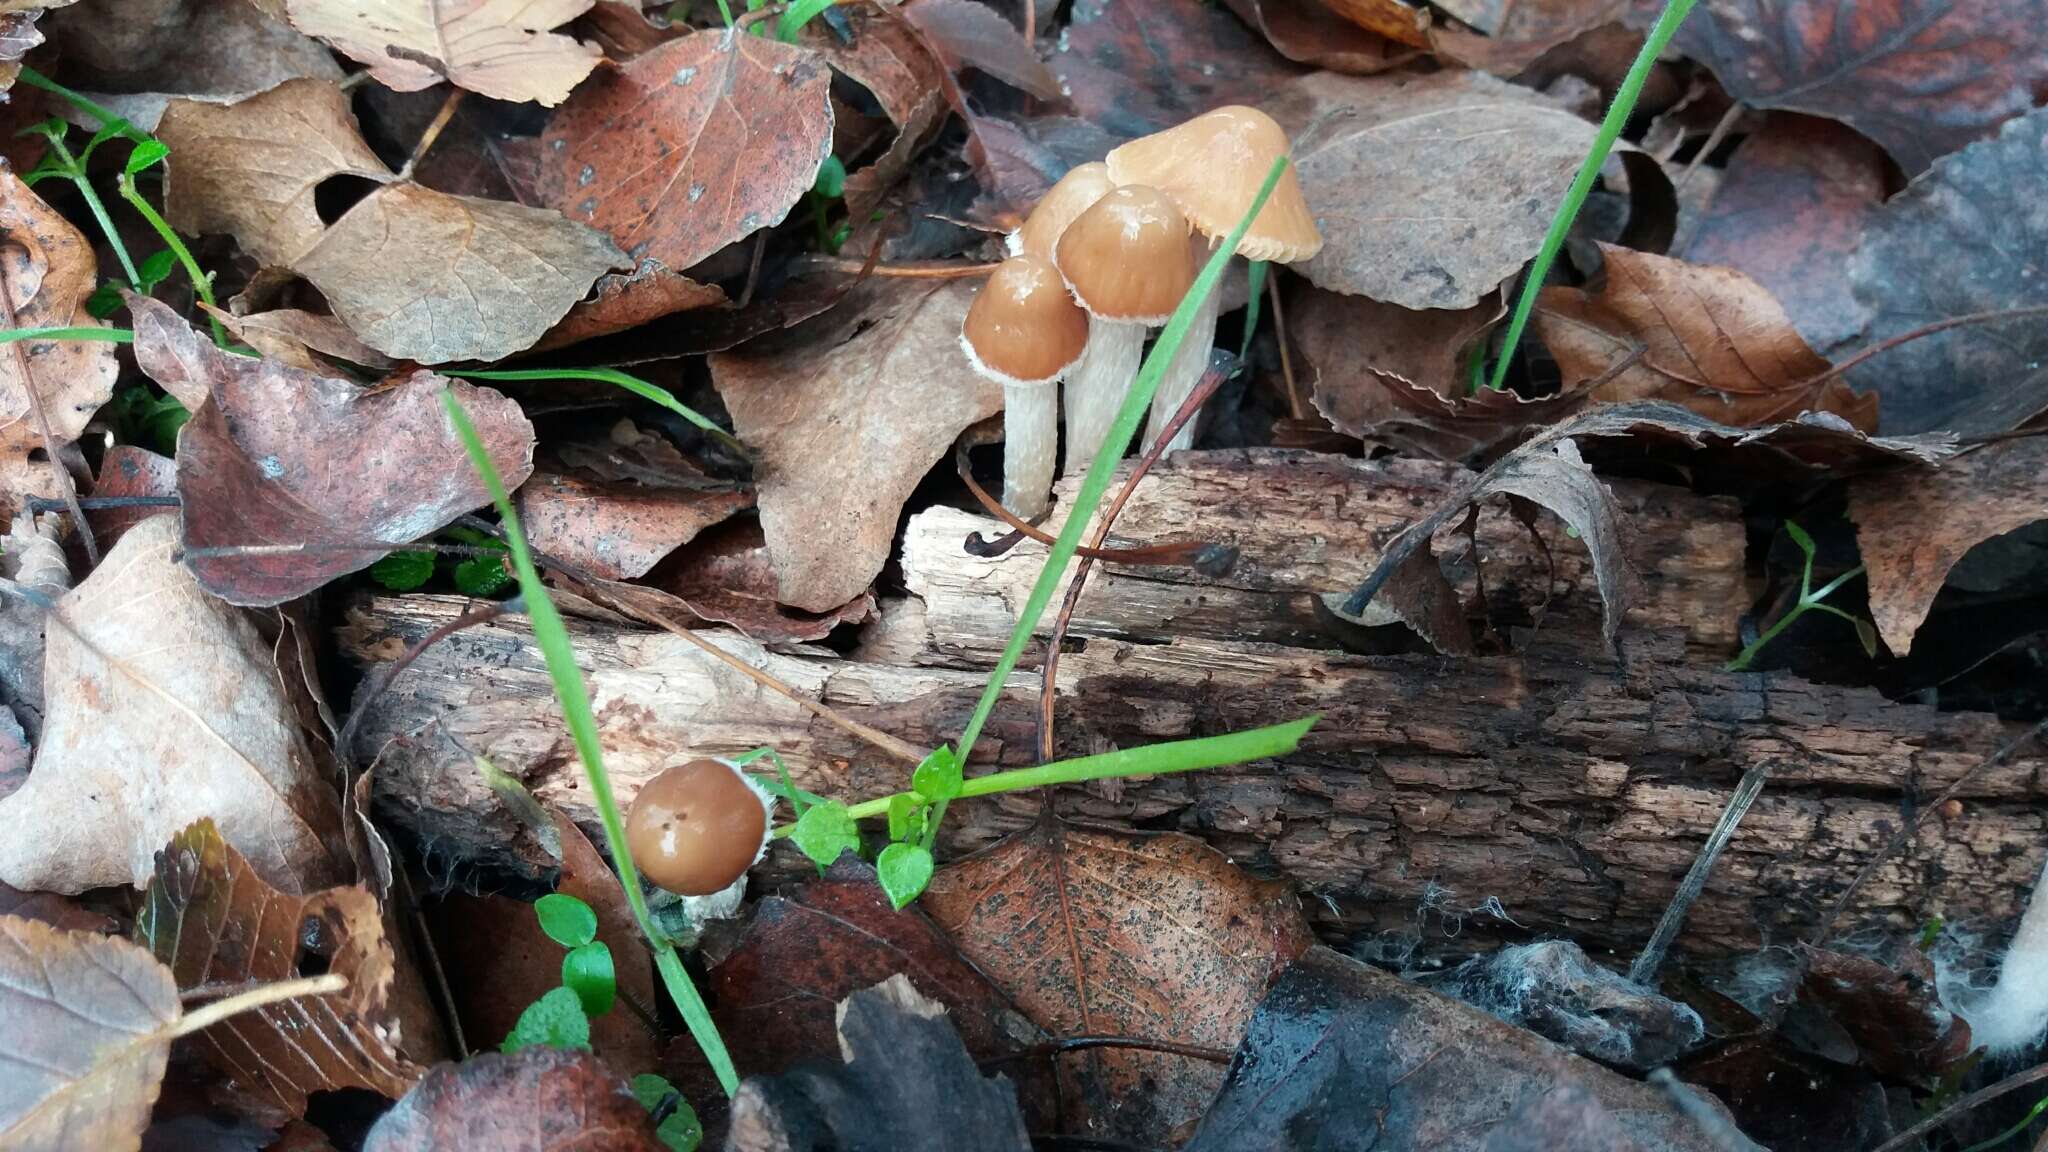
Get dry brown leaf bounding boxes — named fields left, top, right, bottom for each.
left=922, top=820, right=1313, bottom=1145
left=900, top=0, right=1061, bottom=100
left=0, top=916, right=180, bottom=1152
left=1536, top=244, right=1876, bottom=431
left=206, top=305, right=399, bottom=374
left=711, top=279, right=999, bottom=612
left=0, top=508, right=64, bottom=737
left=654, top=519, right=878, bottom=644
left=137, top=819, right=435, bottom=1115
left=515, top=472, right=753, bottom=581
left=537, top=30, right=833, bottom=275
left=1223, top=0, right=1418, bottom=72
left=1320, top=0, right=1431, bottom=45
left=1428, top=0, right=1627, bottom=73
left=1267, top=70, right=1669, bottom=309
left=1849, top=437, right=2048, bottom=656
left=1050, top=0, right=1302, bottom=139
left=88, top=448, right=177, bottom=553
left=0, top=883, right=115, bottom=933
left=0, top=168, right=118, bottom=520
left=130, top=296, right=536, bottom=605
left=363, top=1048, right=664, bottom=1151
left=45, top=0, right=340, bottom=107
left=810, top=3, right=948, bottom=220
left=284, top=0, right=600, bottom=106
left=533, top=264, right=727, bottom=352
left=0, top=516, right=349, bottom=895
left=294, top=182, right=627, bottom=364
left=157, top=78, right=392, bottom=268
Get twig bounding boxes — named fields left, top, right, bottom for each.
left=26, top=494, right=180, bottom=513
left=1037, top=356, right=1234, bottom=762
left=1801, top=304, right=2048, bottom=391
left=1648, top=1068, right=1766, bottom=1152
left=1674, top=102, right=1742, bottom=194
left=1269, top=270, right=1303, bottom=420
left=1869, top=1063, right=2048, bottom=1152
left=173, top=973, right=349, bottom=1038
left=952, top=444, right=1230, bottom=567
left=179, top=540, right=509, bottom=561
left=0, top=263, right=97, bottom=564
left=399, top=865, right=469, bottom=1058
left=395, top=88, right=465, bottom=183
left=1811, top=717, right=2048, bottom=948
left=982, top=1033, right=1233, bottom=1068
left=810, top=256, right=1000, bottom=279
left=736, top=230, right=769, bottom=310
left=1630, top=763, right=1770, bottom=985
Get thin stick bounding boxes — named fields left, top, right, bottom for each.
left=0, top=262, right=97, bottom=564
left=736, top=231, right=769, bottom=310
left=1630, top=763, right=1770, bottom=985
left=26, top=494, right=179, bottom=512
left=173, top=973, right=349, bottom=1037
left=1811, top=717, right=2048, bottom=947
left=982, top=1034, right=1232, bottom=1068
left=1798, top=304, right=2048, bottom=390
left=1038, top=358, right=1232, bottom=762
left=953, top=445, right=1226, bottom=566
left=1674, top=102, right=1742, bottom=193
left=395, top=89, right=465, bottom=183
left=179, top=540, right=508, bottom=560
left=1869, top=1063, right=2048, bottom=1152
left=1269, top=271, right=1303, bottom=420
left=810, top=257, right=1001, bottom=279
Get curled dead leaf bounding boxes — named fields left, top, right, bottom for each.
left=654, top=519, right=878, bottom=644
left=515, top=472, right=753, bottom=581
left=900, top=0, right=1061, bottom=100
left=1222, top=0, right=1420, bottom=73
left=285, top=0, right=601, bottom=106
left=808, top=2, right=949, bottom=220
left=364, top=1048, right=664, bottom=1151
left=1428, top=0, right=1627, bottom=73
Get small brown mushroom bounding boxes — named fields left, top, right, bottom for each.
left=1008, top=161, right=1117, bottom=261
left=626, top=758, right=770, bottom=897
left=962, top=254, right=1091, bottom=520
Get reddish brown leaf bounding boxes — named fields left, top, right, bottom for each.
left=654, top=519, right=877, bottom=644
left=0, top=916, right=180, bottom=1152
left=0, top=883, right=116, bottom=933
left=900, top=0, right=1061, bottom=99
left=363, top=1049, right=664, bottom=1152
left=533, top=264, right=728, bottom=352
left=711, top=279, right=1000, bottom=612
left=1801, top=943, right=1971, bottom=1085
left=1682, top=114, right=1887, bottom=352
left=137, top=819, right=439, bottom=1116
left=1268, top=70, right=1670, bottom=309
left=207, top=306, right=399, bottom=375
left=129, top=296, right=535, bottom=606
left=962, top=113, right=1122, bottom=228
left=1535, top=244, right=1876, bottom=431
left=538, top=30, right=834, bottom=274
left=1318, top=0, right=1430, bottom=44
left=1848, top=437, right=2048, bottom=655
left=284, top=0, right=600, bottom=106
left=1049, top=0, right=1301, bottom=139
left=88, top=446, right=178, bottom=551
left=1848, top=108, right=2048, bottom=436
left=923, top=820, right=1313, bottom=1144
left=809, top=2, right=948, bottom=219
left=515, top=472, right=753, bottom=581
left=1667, top=0, right=2048, bottom=175
left=1428, top=0, right=1627, bottom=73
left=1222, top=0, right=1418, bottom=73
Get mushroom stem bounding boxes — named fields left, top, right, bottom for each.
left=1146, top=263, right=1223, bottom=454
left=1062, top=319, right=1146, bottom=480
left=1957, top=853, right=2048, bottom=1054
left=1002, top=379, right=1059, bottom=520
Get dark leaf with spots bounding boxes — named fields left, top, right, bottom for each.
left=538, top=30, right=834, bottom=276
left=1049, top=0, right=1301, bottom=140
left=87, top=445, right=177, bottom=552
left=129, top=296, right=535, bottom=606
left=653, top=519, right=877, bottom=644
left=365, top=1048, right=664, bottom=1152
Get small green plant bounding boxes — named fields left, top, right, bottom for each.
left=1482, top=0, right=1698, bottom=392
left=633, top=1074, right=705, bottom=1152
left=775, top=0, right=837, bottom=40
left=104, top=384, right=190, bottom=456
left=808, top=155, right=849, bottom=253
left=370, top=525, right=514, bottom=597
left=1725, top=521, right=1874, bottom=672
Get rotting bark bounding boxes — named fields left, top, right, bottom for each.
left=341, top=450, right=2046, bottom=959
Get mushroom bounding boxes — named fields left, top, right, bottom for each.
left=625, top=758, right=772, bottom=900
left=961, top=254, right=1092, bottom=520
left=1053, top=184, right=1198, bottom=481
left=1106, top=106, right=1322, bottom=454
left=1007, top=161, right=1117, bottom=261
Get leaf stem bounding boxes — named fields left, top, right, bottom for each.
left=1485, top=0, right=1697, bottom=391
left=43, top=134, right=141, bottom=286
left=442, top=392, right=739, bottom=1098
left=173, top=973, right=349, bottom=1038
left=117, top=173, right=228, bottom=348
left=15, top=67, right=149, bottom=144
left=452, top=367, right=747, bottom=456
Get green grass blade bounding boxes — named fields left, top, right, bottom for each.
left=0, top=326, right=134, bottom=345
left=454, top=367, right=747, bottom=455
left=1485, top=0, right=1697, bottom=391
left=775, top=0, right=836, bottom=40
left=441, top=391, right=740, bottom=1098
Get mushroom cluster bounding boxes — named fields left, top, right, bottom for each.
left=960, top=107, right=1322, bottom=521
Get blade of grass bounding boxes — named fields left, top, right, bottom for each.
left=775, top=0, right=835, bottom=39
left=0, top=326, right=134, bottom=345
left=453, top=367, right=747, bottom=455
left=1484, top=0, right=1697, bottom=391
left=931, top=156, right=1291, bottom=842
left=441, top=391, right=739, bottom=1098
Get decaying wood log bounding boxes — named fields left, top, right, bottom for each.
left=341, top=451, right=2046, bottom=960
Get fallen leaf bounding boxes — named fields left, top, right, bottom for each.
left=207, top=306, right=399, bottom=375
left=809, top=2, right=948, bottom=220
left=725, top=975, right=1033, bottom=1152
left=0, top=508, right=65, bottom=736
left=1222, top=0, right=1419, bottom=73
left=653, top=519, right=877, bottom=644
left=1050, top=0, right=1302, bottom=139
left=87, top=446, right=178, bottom=551
left=711, top=278, right=1000, bottom=612
left=0, top=168, right=119, bottom=520
left=1185, top=947, right=1735, bottom=1152
left=1849, top=437, right=2048, bottom=655
left=1681, top=113, right=1886, bottom=353
left=1800, top=943, right=1970, bottom=1086
left=363, top=1048, right=664, bottom=1152
left=962, top=112, right=1123, bottom=226
left=1535, top=244, right=1876, bottom=430
left=294, top=182, right=628, bottom=363
left=129, top=296, right=536, bottom=605
left=900, top=0, right=1061, bottom=100
left=157, top=78, right=392, bottom=268
left=1267, top=69, right=1672, bottom=309
left=1428, top=0, right=1626, bottom=72
left=0, top=882, right=115, bottom=933
left=284, top=0, right=600, bottom=106
left=137, top=820, right=434, bottom=1116
left=0, top=515, right=349, bottom=894
left=1666, top=0, right=2048, bottom=175
left=1317, top=0, right=1430, bottom=45
left=537, top=30, right=834, bottom=274
left=0, top=916, right=180, bottom=1152
left=0, top=11, right=46, bottom=95
left=532, top=263, right=728, bottom=352
left=923, top=819, right=1313, bottom=1144
left=45, top=0, right=340, bottom=107
left=1848, top=107, right=2048, bottom=436
left=515, top=472, right=753, bottom=581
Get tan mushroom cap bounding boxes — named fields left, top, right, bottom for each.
left=625, top=759, right=768, bottom=896
left=1054, top=185, right=1198, bottom=325
left=961, top=254, right=1091, bottom=387
left=1010, top=161, right=1118, bottom=261
left=1105, top=106, right=1323, bottom=263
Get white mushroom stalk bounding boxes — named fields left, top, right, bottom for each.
left=1149, top=242, right=1222, bottom=453
left=1061, top=319, right=1148, bottom=480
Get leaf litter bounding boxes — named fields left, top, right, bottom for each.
left=4, top=0, right=2048, bottom=1145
